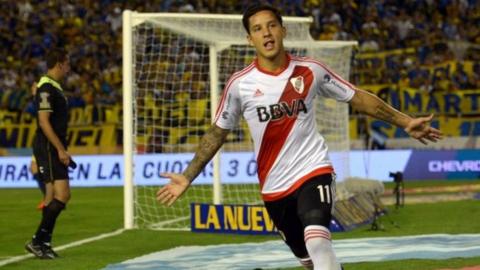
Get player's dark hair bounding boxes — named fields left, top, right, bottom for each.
left=46, top=48, right=68, bottom=69
left=242, top=4, right=283, bottom=34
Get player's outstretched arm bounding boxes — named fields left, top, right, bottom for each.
left=157, top=124, right=230, bottom=206
left=349, top=89, right=443, bottom=145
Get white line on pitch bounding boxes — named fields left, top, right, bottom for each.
left=149, top=216, right=190, bottom=230
left=0, top=229, right=125, bottom=268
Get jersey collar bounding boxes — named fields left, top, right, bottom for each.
left=254, top=53, right=291, bottom=76
left=38, top=75, right=63, bottom=91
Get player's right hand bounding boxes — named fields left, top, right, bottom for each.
left=156, top=173, right=190, bottom=206
left=58, top=150, right=71, bottom=166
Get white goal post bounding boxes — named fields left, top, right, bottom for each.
left=122, top=10, right=357, bottom=230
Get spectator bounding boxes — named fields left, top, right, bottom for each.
left=395, top=9, right=414, bottom=46
left=452, top=62, right=472, bottom=90
left=0, top=0, right=479, bottom=125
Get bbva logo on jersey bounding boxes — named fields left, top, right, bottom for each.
left=256, top=99, right=307, bottom=122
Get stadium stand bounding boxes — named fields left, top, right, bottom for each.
left=0, top=0, right=479, bottom=153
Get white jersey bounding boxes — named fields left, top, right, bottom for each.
left=215, top=54, right=356, bottom=201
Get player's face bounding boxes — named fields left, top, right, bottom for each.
left=59, top=58, right=71, bottom=77
left=247, top=10, right=286, bottom=61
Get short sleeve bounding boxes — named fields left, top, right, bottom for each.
left=315, top=63, right=355, bottom=103
left=35, top=85, right=54, bottom=112
left=214, top=79, right=242, bottom=130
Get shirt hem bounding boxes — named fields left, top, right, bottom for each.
left=261, top=166, right=334, bottom=201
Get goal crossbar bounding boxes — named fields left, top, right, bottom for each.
left=127, top=11, right=315, bottom=47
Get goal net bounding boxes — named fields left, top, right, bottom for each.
left=122, top=11, right=356, bottom=230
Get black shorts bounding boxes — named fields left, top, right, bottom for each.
left=32, top=138, right=69, bottom=183
left=264, top=173, right=335, bottom=259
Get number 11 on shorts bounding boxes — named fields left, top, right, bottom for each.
left=317, top=184, right=331, bottom=203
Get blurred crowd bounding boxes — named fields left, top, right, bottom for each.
left=0, top=0, right=479, bottom=115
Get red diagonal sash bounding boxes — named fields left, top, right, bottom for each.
left=257, top=66, right=313, bottom=187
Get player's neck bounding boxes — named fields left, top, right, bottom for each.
left=46, top=70, right=62, bottom=82
left=256, top=52, right=289, bottom=75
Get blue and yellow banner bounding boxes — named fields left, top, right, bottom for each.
left=361, top=85, right=480, bottom=115
left=368, top=116, right=480, bottom=138
left=0, top=123, right=117, bottom=148
left=190, top=203, right=345, bottom=235
left=191, top=203, right=277, bottom=235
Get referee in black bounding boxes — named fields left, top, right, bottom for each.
left=26, top=48, right=73, bottom=259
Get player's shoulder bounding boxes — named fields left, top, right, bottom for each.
left=225, top=62, right=256, bottom=88
left=35, top=83, right=56, bottom=97
left=232, top=62, right=256, bottom=79
left=37, top=82, right=54, bottom=91
left=291, top=55, right=329, bottom=70
left=37, top=76, right=62, bottom=93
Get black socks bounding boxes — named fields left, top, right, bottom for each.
left=33, top=199, right=66, bottom=245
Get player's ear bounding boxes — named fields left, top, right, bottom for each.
left=282, top=26, right=287, bottom=38
left=247, top=34, right=254, bottom=46
left=55, top=62, right=64, bottom=71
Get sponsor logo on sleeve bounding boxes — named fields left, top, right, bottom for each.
left=323, top=74, right=331, bottom=83
left=323, top=73, right=347, bottom=93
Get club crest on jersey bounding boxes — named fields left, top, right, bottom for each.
left=290, top=76, right=304, bottom=94
left=256, top=99, right=307, bottom=122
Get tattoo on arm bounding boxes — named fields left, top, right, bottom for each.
left=352, top=89, right=411, bottom=128
left=374, top=105, right=395, bottom=122
left=183, top=125, right=228, bottom=182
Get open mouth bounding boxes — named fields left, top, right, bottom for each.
left=264, top=40, right=275, bottom=50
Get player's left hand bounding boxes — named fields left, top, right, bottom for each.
left=404, top=114, right=443, bottom=145
left=58, top=149, right=71, bottom=166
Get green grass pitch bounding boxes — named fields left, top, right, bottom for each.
left=0, top=180, right=479, bottom=270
